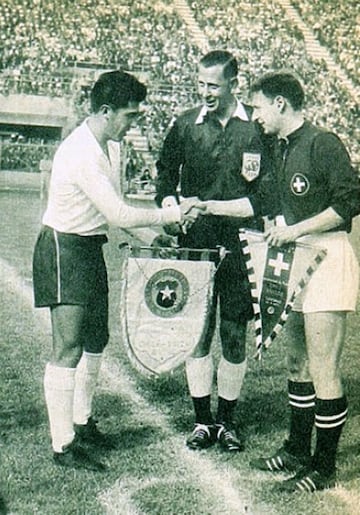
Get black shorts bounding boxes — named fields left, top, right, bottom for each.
left=33, top=226, right=109, bottom=351
left=179, top=227, right=253, bottom=322
left=33, top=226, right=108, bottom=307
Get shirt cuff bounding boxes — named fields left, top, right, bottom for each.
left=159, top=205, right=181, bottom=225
left=161, top=196, right=178, bottom=209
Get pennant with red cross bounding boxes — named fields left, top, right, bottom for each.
left=239, top=229, right=327, bottom=358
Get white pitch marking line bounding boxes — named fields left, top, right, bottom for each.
left=1, top=257, right=263, bottom=514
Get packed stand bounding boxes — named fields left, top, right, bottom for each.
left=291, top=0, right=359, bottom=87
left=0, top=0, right=199, bottom=100
left=0, top=138, right=57, bottom=172
left=0, top=0, right=201, bottom=171
left=0, top=0, right=358, bottom=170
left=189, top=0, right=359, bottom=165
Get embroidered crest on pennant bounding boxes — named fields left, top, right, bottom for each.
left=145, top=268, right=189, bottom=317
left=241, top=152, right=261, bottom=182
left=120, top=247, right=216, bottom=376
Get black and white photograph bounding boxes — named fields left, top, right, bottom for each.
left=0, top=1, right=359, bottom=513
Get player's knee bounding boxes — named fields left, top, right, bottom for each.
left=222, top=345, right=246, bottom=363
left=287, top=353, right=302, bottom=375
left=287, top=355, right=311, bottom=382
left=192, top=338, right=212, bottom=358
left=53, top=342, right=83, bottom=367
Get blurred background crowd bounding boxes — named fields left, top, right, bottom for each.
left=0, top=0, right=358, bottom=181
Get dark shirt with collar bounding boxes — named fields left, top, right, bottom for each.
left=250, top=120, right=360, bottom=232
left=156, top=100, right=272, bottom=251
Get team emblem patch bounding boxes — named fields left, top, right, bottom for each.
left=145, top=268, right=189, bottom=317
left=291, top=173, right=310, bottom=196
left=241, top=152, right=261, bottom=182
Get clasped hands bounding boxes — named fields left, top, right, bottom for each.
left=164, top=197, right=205, bottom=236
left=166, top=196, right=253, bottom=235
left=179, top=196, right=206, bottom=233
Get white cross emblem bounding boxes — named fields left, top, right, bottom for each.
left=269, top=252, right=290, bottom=277
left=291, top=173, right=309, bottom=196
left=293, top=176, right=306, bottom=193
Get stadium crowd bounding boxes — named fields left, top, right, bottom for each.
left=0, top=0, right=358, bottom=171
left=0, top=141, right=56, bottom=172
left=291, top=0, right=359, bottom=87
left=0, top=0, right=199, bottom=96
left=190, top=0, right=359, bottom=164
left=0, top=0, right=201, bottom=168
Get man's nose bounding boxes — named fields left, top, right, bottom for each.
left=201, top=84, right=209, bottom=96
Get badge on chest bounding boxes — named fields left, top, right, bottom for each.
left=290, top=173, right=310, bottom=196
left=241, top=152, right=261, bottom=182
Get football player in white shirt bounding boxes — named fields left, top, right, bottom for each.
left=33, top=70, right=200, bottom=471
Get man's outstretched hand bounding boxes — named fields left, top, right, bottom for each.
left=179, top=197, right=206, bottom=233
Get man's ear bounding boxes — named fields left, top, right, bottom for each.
left=230, top=77, right=238, bottom=92
left=99, top=104, right=110, bottom=117
left=275, top=95, right=286, bottom=112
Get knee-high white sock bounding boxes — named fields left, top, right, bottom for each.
left=217, top=357, right=247, bottom=401
left=186, top=354, right=214, bottom=398
left=44, top=363, right=76, bottom=453
left=73, top=352, right=102, bottom=425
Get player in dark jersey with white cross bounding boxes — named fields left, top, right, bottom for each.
left=201, top=71, right=360, bottom=493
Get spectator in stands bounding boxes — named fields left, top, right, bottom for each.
left=32, top=70, right=200, bottom=471
left=156, top=50, right=271, bottom=453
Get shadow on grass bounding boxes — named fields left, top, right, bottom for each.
left=93, top=392, right=169, bottom=450
left=0, top=405, right=44, bottom=438
left=236, top=390, right=288, bottom=435
left=111, top=425, right=164, bottom=451
left=344, top=376, right=360, bottom=416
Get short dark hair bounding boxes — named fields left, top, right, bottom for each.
left=199, top=50, right=238, bottom=80
left=250, top=71, right=304, bottom=111
left=90, top=70, right=147, bottom=113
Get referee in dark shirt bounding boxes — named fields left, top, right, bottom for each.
left=156, top=50, right=271, bottom=452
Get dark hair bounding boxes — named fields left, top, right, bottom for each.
left=90, top=70, right=147, bottom=113
left=199, top=50, right=238, bottom=80
left=250, top=72, right=304, bottom=111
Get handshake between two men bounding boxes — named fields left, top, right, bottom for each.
left=176, top=196, right=207, bottom=235
left=168, top=196, right=254, bottom=236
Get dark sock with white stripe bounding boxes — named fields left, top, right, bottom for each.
left=313, top=396, right=348, bottom=476
left=192, top=395, right=213, bottom=425
left=288, top=380, right=315, bottom=457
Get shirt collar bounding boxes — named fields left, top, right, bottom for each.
left=195, top=99, right=249, bottom=125
left=280, top=120, right=307, bottom=144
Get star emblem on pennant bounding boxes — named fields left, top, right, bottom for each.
left=145, top=268, right=189, bottom=317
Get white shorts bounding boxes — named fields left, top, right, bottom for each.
left=292, top=232, right=359, bottom=313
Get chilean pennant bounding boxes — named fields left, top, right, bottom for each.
left=119, top=245, right=216, bottom=376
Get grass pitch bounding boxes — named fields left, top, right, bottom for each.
left=0, top=190, right=360, bottom=514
